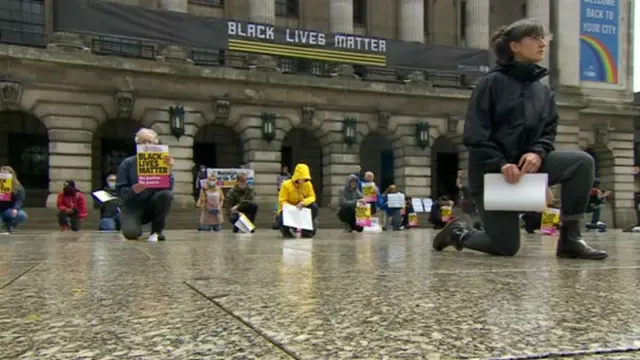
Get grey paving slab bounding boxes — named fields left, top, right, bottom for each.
left=0, top=229, right=639, bottom=359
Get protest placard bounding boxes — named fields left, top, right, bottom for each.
left=0, top=173, right=12, bottom=201
left=408, top=212, right=418, bottom=227
left=136, top=145, right=171, bottom=188
left=361, top=182, right=377, bottom=203
left=355, top=203, right=371, bottom=227
left=540, top=208, right=560, bottom=236
left=441, top=205, right=452, bottom=222
left=207, top=168, right=255, bottom=188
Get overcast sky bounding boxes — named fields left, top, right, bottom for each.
left=634, top=3, right=639, bottom=92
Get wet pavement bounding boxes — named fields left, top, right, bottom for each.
left=1, top=229, right=640, bottom=359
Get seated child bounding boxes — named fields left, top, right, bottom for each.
left=380, top=185, right=404, bottom=231
left=429, top=195, right=454, bottom=230
left=197, top=175, right=224, bottom=231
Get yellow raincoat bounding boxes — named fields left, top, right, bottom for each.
left=277, top=163, right=316, bottom=213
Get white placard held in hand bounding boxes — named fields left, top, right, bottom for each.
left=483, top=173, right=548, bottom=212
left=92, top=190, right=116, bottom=203
left=234, top=213, right=255, bottom=233
left=387, top=193, right=405, bottom=208
left=411, top=198, right=425, bottom=212
left=282, top=203, right=314, bottom=231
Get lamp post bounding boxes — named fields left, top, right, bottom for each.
left=342, top=117, right=357, bottom=146
left=416, top=122, right=430, bottom=149
left=261, top=112, right=276, bottom=143
left=169, top=106, right=185, bottom=140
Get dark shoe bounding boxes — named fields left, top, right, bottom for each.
left=233, top=226, right=240, bottom=233
left=158, top=233, right=166, bottom=241
left=472, top=222, right=483, bottom=231
left=432, top=220, right=470, bottom=252
left=556, top=221, right=607, bottom=260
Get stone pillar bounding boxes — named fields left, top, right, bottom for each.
left=321, top=130, right=360, bottom=207
left=399, top=0, right=426, bottom=82
left=394, top=138, right=430, bottom=199
left=609, top=132, right=636, bottom=227
left=249, top=0, right=278, bottom=71
left=329, top=0, right=356, bottom=78
left=158, top=0, right=188, bottom=12
left=527, top=0, right=551, bottom=84
left=464, top=0, right=490, bottom=49
left=139, top=110, right=196, bottom=209
left=552, top=0, right=580, bottom=87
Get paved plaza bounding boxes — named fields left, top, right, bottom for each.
left=1, top=229, right=640, bottom=359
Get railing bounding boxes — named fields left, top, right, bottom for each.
left=91, top=36, right=156, bottom=60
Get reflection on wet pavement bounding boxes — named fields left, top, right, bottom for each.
left=1, top=229, right=640, bottom=359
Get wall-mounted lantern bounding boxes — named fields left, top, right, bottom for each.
left=342, top=117, right=357, bottom=146
left=416, top=121, right=431, bottom=149
left=261, top=112, right=276, bottom=142
left=169, top=106, right=185, bottom=140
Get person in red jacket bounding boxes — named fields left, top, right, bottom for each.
left=57, top=180, right=87, bottom=231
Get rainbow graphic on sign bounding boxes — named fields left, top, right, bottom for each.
left=579, top=34, right=618, bottom=84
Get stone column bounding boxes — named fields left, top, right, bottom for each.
left=158, top=0, right=188, bottom=12
left=142, top=110, right=195, bottom=209
left=527, top=0, right=551, bottom=84
left=329, top=0, right=356, bottom=78
left=322, top=130, right=360, bottom=207
left=552, top=0, right=580, bottom=87
left=464, top=0, right=490, bottom=49
left=249, top=0, right=278, bottom=71
left=398, top=0, right=426, bottom=82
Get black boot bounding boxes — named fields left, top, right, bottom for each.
left=432, top=220, right=472, bottom=252
left=556, top=220, right=607, bottom=260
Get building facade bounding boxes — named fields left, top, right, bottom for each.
left=0, top=0, right=637, bottom=225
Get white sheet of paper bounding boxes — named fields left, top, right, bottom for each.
left=412, top=198, right=425, bottom=212
left=483, top=173, right=548, bottom=212
left=92, top=190, right=116, bottom=203
left=422, top=198, right=433, bottom=211
left=234, top=213, right=255, bottom=233
left=387, top=193, right=405, bottom=208
left=282, top=203, right=314, bottom=231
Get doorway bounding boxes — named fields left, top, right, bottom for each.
left=436, top=152, right=459, bottom=200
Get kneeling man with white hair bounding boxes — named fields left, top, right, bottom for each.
left=116, top=128, right=175, bottom=242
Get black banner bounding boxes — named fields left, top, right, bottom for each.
left=55, top=0, right=489, bottom=73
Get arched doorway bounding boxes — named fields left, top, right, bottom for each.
left=0, top=111, right=49, bottom=206
left=92, top=118, right=142, bottom=195
left=193, top=124, right=243, bottom=168
left=431, top=136, right=459, bottom=201
left=281, top=128, right=324, bottom=205
left=359, top=132, right=394, bottom=192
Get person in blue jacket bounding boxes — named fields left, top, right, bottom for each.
left=379, top=184, right=403, bottom=231
left=0, top=166, right=27, bottom=234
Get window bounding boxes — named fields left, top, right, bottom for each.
left=0, top=0, right=46, bottom=47
left=460, top=0, right=467, bottom=41
left=91, top=36, right=156, bottom=60
left=188, top=0, right=223, bottom=6
left=275, top=0, right=298, bottom=17
left=353, top=0, right=367, bottom=25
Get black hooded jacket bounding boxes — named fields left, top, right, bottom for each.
left=463, top=61, right=557, bottom=192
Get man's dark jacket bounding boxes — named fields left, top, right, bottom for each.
left=463, top=61, right=557, bottom=193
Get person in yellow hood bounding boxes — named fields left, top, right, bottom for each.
left=277, top=163, right=318, bottom=238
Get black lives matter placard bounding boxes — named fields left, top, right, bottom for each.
left=136, top=145, right=171, bottom=189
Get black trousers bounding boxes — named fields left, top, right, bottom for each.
left=58, top=211, right=81, bottom=231
left=121, top=190, right=173, bottom=240
left=464, top=150, right=594, bottom=256
left=228, top=202, right=259, bottom=228
left=337, top=205, right=363, bottom=231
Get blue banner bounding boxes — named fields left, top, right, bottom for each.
left=579, top=0, right=620, bottom=84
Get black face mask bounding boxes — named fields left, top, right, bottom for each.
left=64, top=187, right=75, bottom=196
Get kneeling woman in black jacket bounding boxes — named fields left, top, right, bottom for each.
left=432, top=19, right=606, bottom=260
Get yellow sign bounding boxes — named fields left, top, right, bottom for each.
left=441, top=206, right=452, bottom=222
left=408, top=212, right=418, bottom=227
left=362, top=182, right=377, bottom=203
left=136, top=144, right=171, bottom=189
left=540, top=208, right=560, bottom=235
left=355, top=203, right=371, bottom=227
left=228, top=39, right=387, bottom=66
left=0, top=173, right=12, bottom=202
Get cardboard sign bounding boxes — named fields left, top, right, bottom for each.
left=0, top=173, right=12, bottom=202
left=136, top=144, right=171, bottom=188
left=441, top=206, right=452, bottom=222
left=206, top=168, right=255, bottom=188
left=355, top=203, right=371, bottom=227
left=540, top=208, right=560, bottom=236
left=361, top=182, right=377, bottom=203
left=408, top=212, right=418, bottom=227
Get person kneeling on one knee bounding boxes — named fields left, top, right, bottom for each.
left=98, top=174, right=123, bottom=231
left=226, top=173, right=258, bottom=233
left=277, top=163, right=318, bottom=238
left=0, top=166, right=28, bottom=233
left=57, top=180, right=88, bottom=232
left=337, top=174, right=365, bottom=233
left=116, top=128, right=175, bottom=242
left=432, top=18, right=606, bottom=260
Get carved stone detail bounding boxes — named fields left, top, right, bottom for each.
left=156, top=45, right=193, bottom=64
left=0, top=77, right=23, bottom=109
left=215, top=97, right=231, bottom=119
left=594, top=127, right=609, bottom=145
left=46, top=32, right=90, bottom=53
left=115, top=91, right=134, bottom=119
left=447, top=115, right=460, bottom=133
left=378, top=110, right=391, bottom=130
left=301, top=106, right=314, bottom=126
